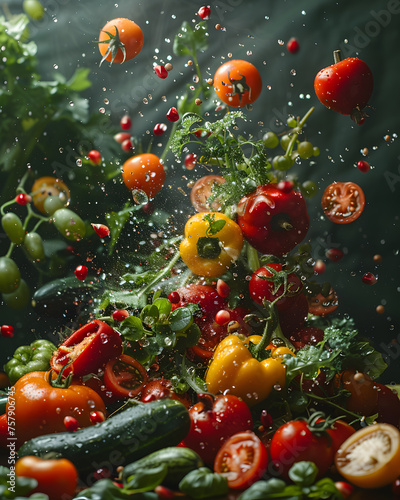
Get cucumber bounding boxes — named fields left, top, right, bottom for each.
left=121, top=446, right=203, bottom=487
left=18, top=399, right=190, bottom=486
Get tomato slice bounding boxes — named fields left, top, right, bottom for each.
left=321, top=181, right=365, bottom=224
left=214, top=431, right=268, bottom=490
left=190, top=175, right=225, bottom=212
left=335, top=423, right=400, bottom=489
left=308, top=288, right=339, bottom=316
left=104, top=354, right=148, bottom=399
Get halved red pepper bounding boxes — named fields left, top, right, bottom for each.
left=50, top=320, right=123, bottom=376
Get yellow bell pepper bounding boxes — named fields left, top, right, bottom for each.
left=179, top=212, right=243, bottom=277
left=205, top=334, right=292, bottom=406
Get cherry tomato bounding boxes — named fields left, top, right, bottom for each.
left=308, top=288, right=339, bottom=316
left=335, top=423, right=400, bottom=489
left=270, top=417, right=334, bottom=479
left=31, top=176, right=70, bottom=214
left=190, top=175, right=226, bottom=212
left=214, top=431, right=268, bottom=489
left=15, top=456, right=78, bottom=500
left=180, top=393, right=253, bottom=466
left=321, top=181, right=365, bottom=224
left=249, top=263, right=302, bottom=310
left=122, top=153, right=166, bottom=199
left=140, top=378, right=191, bottom=408
left=98, top=18, right=143, bottom=65
left=88, top=150, right=102, bottom=165
left=314, top=53, right=373, bottom=122
left=213, top=60, right=262, bottom=107
left=104, top=354, right=148, bottom=399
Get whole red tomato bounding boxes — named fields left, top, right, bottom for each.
left=237, top=183, right=309, bottom=256
left=269, top=414, right=335, bottom=479
left=314, top=51, right=373, bottom=123
left=249, top=263, right=302, bottom=309
left=180, top=393, right=253, bottom=466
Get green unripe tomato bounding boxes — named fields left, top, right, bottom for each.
left=23, top=0, right=45, bottom=20
left=1, top=213, right=25, bottom=245
left=2, top=279, right=30, bottom=309
left=263, top=131, right=279, bottom=149
left=302, top=180, right=319, bottom=198
left=312, top=146, right=320, bottom=157
left=280, top=134, right=291, bottom=151
left=53, top=208, right=86, bottom=241
left=24, top=232, right=45, bottom=261
left=0, top=257, right=21, bottom=294
left=297, top=141, right=314, bottom=159
left=272, top=155, right=294, bottom=171
left=287, top=116, right=297, bottom=128
left=43, top=195, right=65, bottom=215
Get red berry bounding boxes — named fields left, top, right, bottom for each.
left=112, top=309, right=129, bottom=322
left=216, top=279, right=230, bottom=298
left=357, top=160, right=370, bottom=173
left=120, top=115, right=132, bottom=130
left=362, top=272, right=377, bottom=285
left=91, top=223, right=110, bottom=238
left=154, top=64, right=168, bottom=79
left=64, top=416, right=79, bottom=432
left=287, top=37, right=300, bottom=54
left=214, top=309, right=231, bottom=326
left=74, top=265, right=88, bottom=281
left=325, top=248, right=344, bottom=262
left=198, top=5, right=211, bottom=20
left=153, top=123, right=167, bottom=136
left=184, top=153, right=197, bottom=170
left=313, top=259, right=326, bottom=275
left=114, top=132, right=131, bottom=144
left=166, top=107, right=179, bottom=122
left=89, top=411, right=106, bottom=424
left=15, top=193, right=32, bottom=205
left=88, top=150, right=102, bottom=165
left=1, top=325, right=14, bottom=338
left=121, top=138, right=134, bottom=152
left=168, top=291, right=180, bottom=304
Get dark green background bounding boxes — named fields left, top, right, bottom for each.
left=1, top=0, right=400, bottom=383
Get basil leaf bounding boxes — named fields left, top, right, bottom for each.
left=124, top=464, right=167, bottom=492
left=119, top=316, right=144, bottom=341
left=288, top=461, right=318, bottom=487
left=169, top=307, right=193, bottom=332
left=153, top=297, right=172, bottom=321
left=238, top=478, right=287, bottom=499
left=179, top=468, right=228, bottom=499
left=173, top=21, right=208, bottom=57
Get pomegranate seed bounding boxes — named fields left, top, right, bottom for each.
left=358, top=116, right=366, bottom=125
left=154, top=64, right=168, bottom=79
left=214, top=309, right=231, bottom=326
left=15, top=193, right=32, bottom=205
left=287, top=37, right=300, bottom=54
left=166, top=107, right=179, bottom=122
left=114, top=132, right=131, bottom=143
left=313, top=259, right=326, bottom=275
left=325, top=248, right=344, bottom=262
left=216, top=279, right=230, bottom=298
left=168, top=291, right=180, bottom=304
left=184, top=153, right=197, bottom=170
left=335, top=481, right=354, bottom=498
left=64, top=416, right=79, bottom=432
left=155, top=485, right=175, bottom=499
left=74, top=265, right=88, bottom=281
left=277, top=180, right=294, bottom=193
left=121, top=138, right=134, bottom=151
left=153, top=123, right=167, bottom=136
left=90, top=411, right=105, bottom=424
left=88, top=150, right=102, bottom=165
left=198, top=5, right=211, bottom=20
left=91, top=223, right=110, bottom=238
left=362, top=272, right=377, bottom=285
left=112, top=309, right=129, bottom=322
left=357, top=160, right=370, bottom=173
left=120, top=115, right=132, bottom=130
left=1, top=325, right=14, bottom=338
left=260, top=409, right=273, bottom=429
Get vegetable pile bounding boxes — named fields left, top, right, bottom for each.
left=1, top=3, right=400, bottom=500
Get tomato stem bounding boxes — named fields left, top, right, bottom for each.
left=252, top=303, right=278, bottom=355
left=333, top=50, right=342, bottom=64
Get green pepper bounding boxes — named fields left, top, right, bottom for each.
left=4, top=339, right=56, bottom=385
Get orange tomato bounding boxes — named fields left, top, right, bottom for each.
left=98, top=18, right=143, bottom=65
left=31, top=176, right=70, bottom=214
left=122, top=153, right=166, bottom=199
left=213, top=59, right=262, bottom=107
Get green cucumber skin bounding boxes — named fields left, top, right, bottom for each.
left=18, top=399, right=190, bottom=486
left=122, top=446, right=204, bottom=487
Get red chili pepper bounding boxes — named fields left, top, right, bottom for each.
left=50, top=320, right=123, bottom=376
left=237, top=183, right=309, bottom=256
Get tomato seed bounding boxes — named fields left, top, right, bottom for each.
left=74, top=265, right=88, bottom=281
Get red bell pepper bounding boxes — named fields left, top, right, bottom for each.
left=50, top=319, right=122, bottom=376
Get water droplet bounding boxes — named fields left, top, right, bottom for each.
left=76, top=159, right=82, bottom=167
left=53, top=64, right=58, bottom=69
left=99, top=107, right=106, bottom=113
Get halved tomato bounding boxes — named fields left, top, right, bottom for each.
left=308, top=288, right=339, bottom=317
left=190, top=175, right=226, bottom=212
left=321, top=182, right=365, bottom=224
left=104, top=354, right=148, bottom=399
left=214, top=430, right=268, bottom=489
